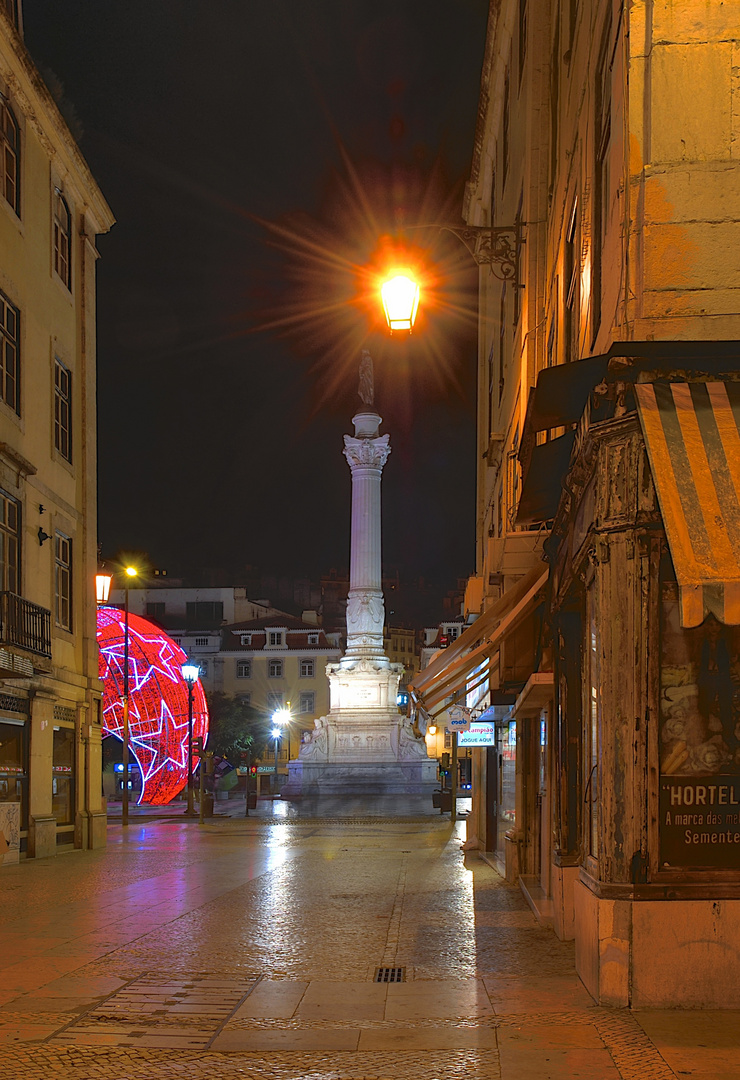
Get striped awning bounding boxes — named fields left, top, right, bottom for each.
left=408, top=563, right=548, bottom=717
left=635, top=381, right=740, bottom=626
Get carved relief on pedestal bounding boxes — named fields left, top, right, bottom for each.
left=390, top=718, right=428, bottom=760
left=343, top=434, right=391, bottom=470
left=346, top=590, right=385, bottom=636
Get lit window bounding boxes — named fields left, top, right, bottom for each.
left=0, top=290, right=19, bottom=414
left=237, top=659, right=251, bottom=679
left=55, top=532, right=72, bottom=631
left=269, top=631, right=283, bottom=646
left=299, top=691, right=315, bottom=714
left=268, top=659, right=283, bottom=678
left=54, top=359, right=71, bottom=462
left=300, top=658, right=314, bottom=678
left=0, top=490, right=19, bottom=592
left=1, top=96, right=19, bottom=215
left=53, top=191, right=71, bottom=289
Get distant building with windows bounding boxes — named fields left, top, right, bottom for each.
left=219, top=615, right=341, bottom=764
left=108, top=588, right=341, bottom=765
left=0, top=5, right=114, bottom=858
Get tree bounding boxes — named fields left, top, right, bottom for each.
left=206, top=692, right=271, bottom=765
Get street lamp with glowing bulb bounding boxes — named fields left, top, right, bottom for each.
left=380, top=270, right=420, bottom=332
left=181, top=663, right=200, bottom=817
left=95, top=572, right=112, bottom=604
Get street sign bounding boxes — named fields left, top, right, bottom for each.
left=445, top=705, right=471, bottom=733
left=256, top=765, right=275, bottom=774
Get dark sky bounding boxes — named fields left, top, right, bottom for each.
left=24, top=1, right=487, bottom=591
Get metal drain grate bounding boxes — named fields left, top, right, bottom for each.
left=374, top=966, right=406, bottom=983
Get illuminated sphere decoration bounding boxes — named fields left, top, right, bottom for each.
left=96, top=607, right=209, bottom=805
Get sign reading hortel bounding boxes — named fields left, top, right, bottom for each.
left=660, top=776, right=740, bottom=869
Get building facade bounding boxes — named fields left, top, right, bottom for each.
left=411, top=0, right=740, bottom=1007
left=0, top=5, right=114, bottom=859
left=219, top=615, right=341, bottom=764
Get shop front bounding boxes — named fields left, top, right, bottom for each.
left=409, top=564, right=549, bottom=882
left=518, top=350, right=740, bottom=1007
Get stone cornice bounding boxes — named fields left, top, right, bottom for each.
left=0, top=12, right=114, bottom=233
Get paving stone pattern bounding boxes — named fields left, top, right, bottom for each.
left=0, top=813, right=737, bottom=1078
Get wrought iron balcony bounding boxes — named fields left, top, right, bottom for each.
left=0, top=592, right=52, bottom=657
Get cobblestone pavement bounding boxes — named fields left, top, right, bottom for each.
left=0, top=813, right=738, bottom=1078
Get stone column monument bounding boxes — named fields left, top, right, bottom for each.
left=284, top=352, right=437, bottom=799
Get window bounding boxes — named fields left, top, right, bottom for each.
left=146, top=602, right=165, bottom=619
left=0, top=290, right=19, bottom=413
left=0, top=719, right=28, bottom=830
left=564, top=197, right=579, bottom=362
left=549, top=10, right=560, bottom=193
left=185, top=601, right=223, bottom=627
left=269, top=631, right=284, bottom=646
left=52, top=726, right=75, bottom=826
left=53, top=191, right=71, bottom=289
left=299, top=691, right=315, bottom=714
left=199, top=661, right=209, bottom=678
left=0, top=491, right=19, bottom=592
left=308, top=632, right=319, bottom=645
left=268, top=659, right=283, bottom=679
left=592, top=16, right=613, bottom=342
left=498, top=281, right=507, bottom=402
left=518, top=0, right=528, bottom=83
left=267, top=691, right=284, bottom=712
left=55, top=532, right=71, bottom=631
left=300, top=658, right=314, bottom=678
left=54, top=359, right=71, bottom=462
left=237, top=659, right=252, bottom=679
left=240, top=633, right=252, bottom=646
left=195, top=637, right=208, bottom=647
left=237, top=693, right=251, bottom=707
left=0, top=96, right=19, bottom=214
left=502, top=68, right=510, bottom=187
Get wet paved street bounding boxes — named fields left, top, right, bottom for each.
left=1, top=807, right=738, bottom=1079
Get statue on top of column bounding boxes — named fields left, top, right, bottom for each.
left=358, top=350, right=374, bottom=407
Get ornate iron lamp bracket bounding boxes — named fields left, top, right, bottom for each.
left=439, top=223, right=521, bottom=281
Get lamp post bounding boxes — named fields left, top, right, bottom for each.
left=121, top=566, right=137, bottom=827
left=181, top=663, right=200, bottom=817
left=271, top=707, right=290, bottom=797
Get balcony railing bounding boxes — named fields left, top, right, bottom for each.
left=0, top=592, right=52, bottom=657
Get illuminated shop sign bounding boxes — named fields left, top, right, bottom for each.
left=458, top=722, right=496, bottom=747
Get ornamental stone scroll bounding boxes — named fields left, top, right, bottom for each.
left=343, top=433, right=391, bottom=470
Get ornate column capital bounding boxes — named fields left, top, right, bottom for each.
left=343, top=434, right=391, bottom=470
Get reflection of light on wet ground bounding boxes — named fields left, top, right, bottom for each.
left=266, top=823, right=290, bottom=869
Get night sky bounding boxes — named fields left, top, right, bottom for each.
left=24, top=1, right=487, bottom=594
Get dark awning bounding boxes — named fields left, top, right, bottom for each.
left=525, top=341, right=740, bottom=434
left=516, top=430, right=576, bottom=525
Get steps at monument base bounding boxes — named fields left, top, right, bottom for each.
left=283, top=760, right=438, bottom=798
